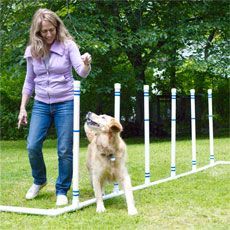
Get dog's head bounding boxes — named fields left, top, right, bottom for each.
left=85, top=112, right=123, bottom=135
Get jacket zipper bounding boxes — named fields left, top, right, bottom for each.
left=43, top=56, right=50, bottom=103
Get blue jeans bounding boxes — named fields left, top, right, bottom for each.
left=27, top=100, right=73, bottom=195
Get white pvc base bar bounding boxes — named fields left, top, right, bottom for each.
left=1, top=161, right=229, bottom=216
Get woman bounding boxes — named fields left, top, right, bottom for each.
left=18, top=8, right=91, bottom=206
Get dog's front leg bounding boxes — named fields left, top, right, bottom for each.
left=92, top=174, right=106, bottom=213
left=120, top=172, right=138, bottom=215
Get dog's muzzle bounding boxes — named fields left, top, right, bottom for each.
left=86, top=112, right=99, bottom=127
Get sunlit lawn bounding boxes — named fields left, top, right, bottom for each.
left=0, top=137, right=229, bottom=229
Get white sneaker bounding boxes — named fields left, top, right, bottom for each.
left=25, top=183, right=46, bottom=200
left=56, top=195, right=68, bottom=206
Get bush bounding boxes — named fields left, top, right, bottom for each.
left=0, top=70, right=32, bottom=140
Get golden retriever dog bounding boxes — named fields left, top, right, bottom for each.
left=84, top=112, right=138, bottom=215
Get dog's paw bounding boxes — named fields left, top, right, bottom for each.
left=96, top=203, right=106, bottom=213
left=128, top=207, right=138, bottom=216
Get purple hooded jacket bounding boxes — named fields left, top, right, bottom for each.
left=22, top=40, right=90, bottom=104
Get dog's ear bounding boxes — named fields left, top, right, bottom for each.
left=109, top=119, right=123, bottom=133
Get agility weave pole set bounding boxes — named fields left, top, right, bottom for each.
left=1, top=81, right=229, bottom=216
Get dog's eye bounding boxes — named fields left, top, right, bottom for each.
left=101, top=116, right=106, bottom=120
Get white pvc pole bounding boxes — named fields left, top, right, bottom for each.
left=190, top=89, right=197, bottom=171
left=72, top=81, right=80, bottom=207
left=208, top=89, right=214, bottom=165
left=133, top=161, right=230, bottom=191
left=114, top=83, right=121, bottom=121
left=171, top=88, right=176, bottom=177
left=113, top=83, right=121, bottom=193
left=144, top=85, right=150, bottom=184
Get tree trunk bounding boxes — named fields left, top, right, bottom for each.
left=169, top=65, right=176, bottom=89
left=169, top=48, right=177, bottom=88
left=130, top=53, right=146, bottom=134
left=135, top=78, right=145, bottom=134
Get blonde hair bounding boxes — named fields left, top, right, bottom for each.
left=29, top=8, right=74, bottom=58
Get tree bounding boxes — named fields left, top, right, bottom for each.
left=1, top=0, right=229, bottom=139
left=67, top=0, right=229, bottom=129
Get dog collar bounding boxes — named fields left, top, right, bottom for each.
left=108, top=154, right=116, bottom=161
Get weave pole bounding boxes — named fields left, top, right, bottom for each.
left=72, top=81, right=80, bottom=207
left=190, top=89, right=197, bottom=171
left=114, top=83, right=121, bottom=122
left=144, top=85, right=150, bottom=184
left=208, top=89, right=214, bottom=165
left=113, top=83, right=121, bottom=193
left=171, top=88, right=176, bottom=177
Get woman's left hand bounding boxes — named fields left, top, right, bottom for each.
left=81, top=53, right=92, bottom=66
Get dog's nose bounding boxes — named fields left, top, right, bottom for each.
left=86, top=112, right=92, bottom=119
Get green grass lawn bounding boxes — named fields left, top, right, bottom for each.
left=0, top=137, right=229, bottom=229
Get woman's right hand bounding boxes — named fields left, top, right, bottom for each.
left=18, top=109, right=28, bottom=129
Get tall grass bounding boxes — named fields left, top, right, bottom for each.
left=0, top=137, right=229, bottom=229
